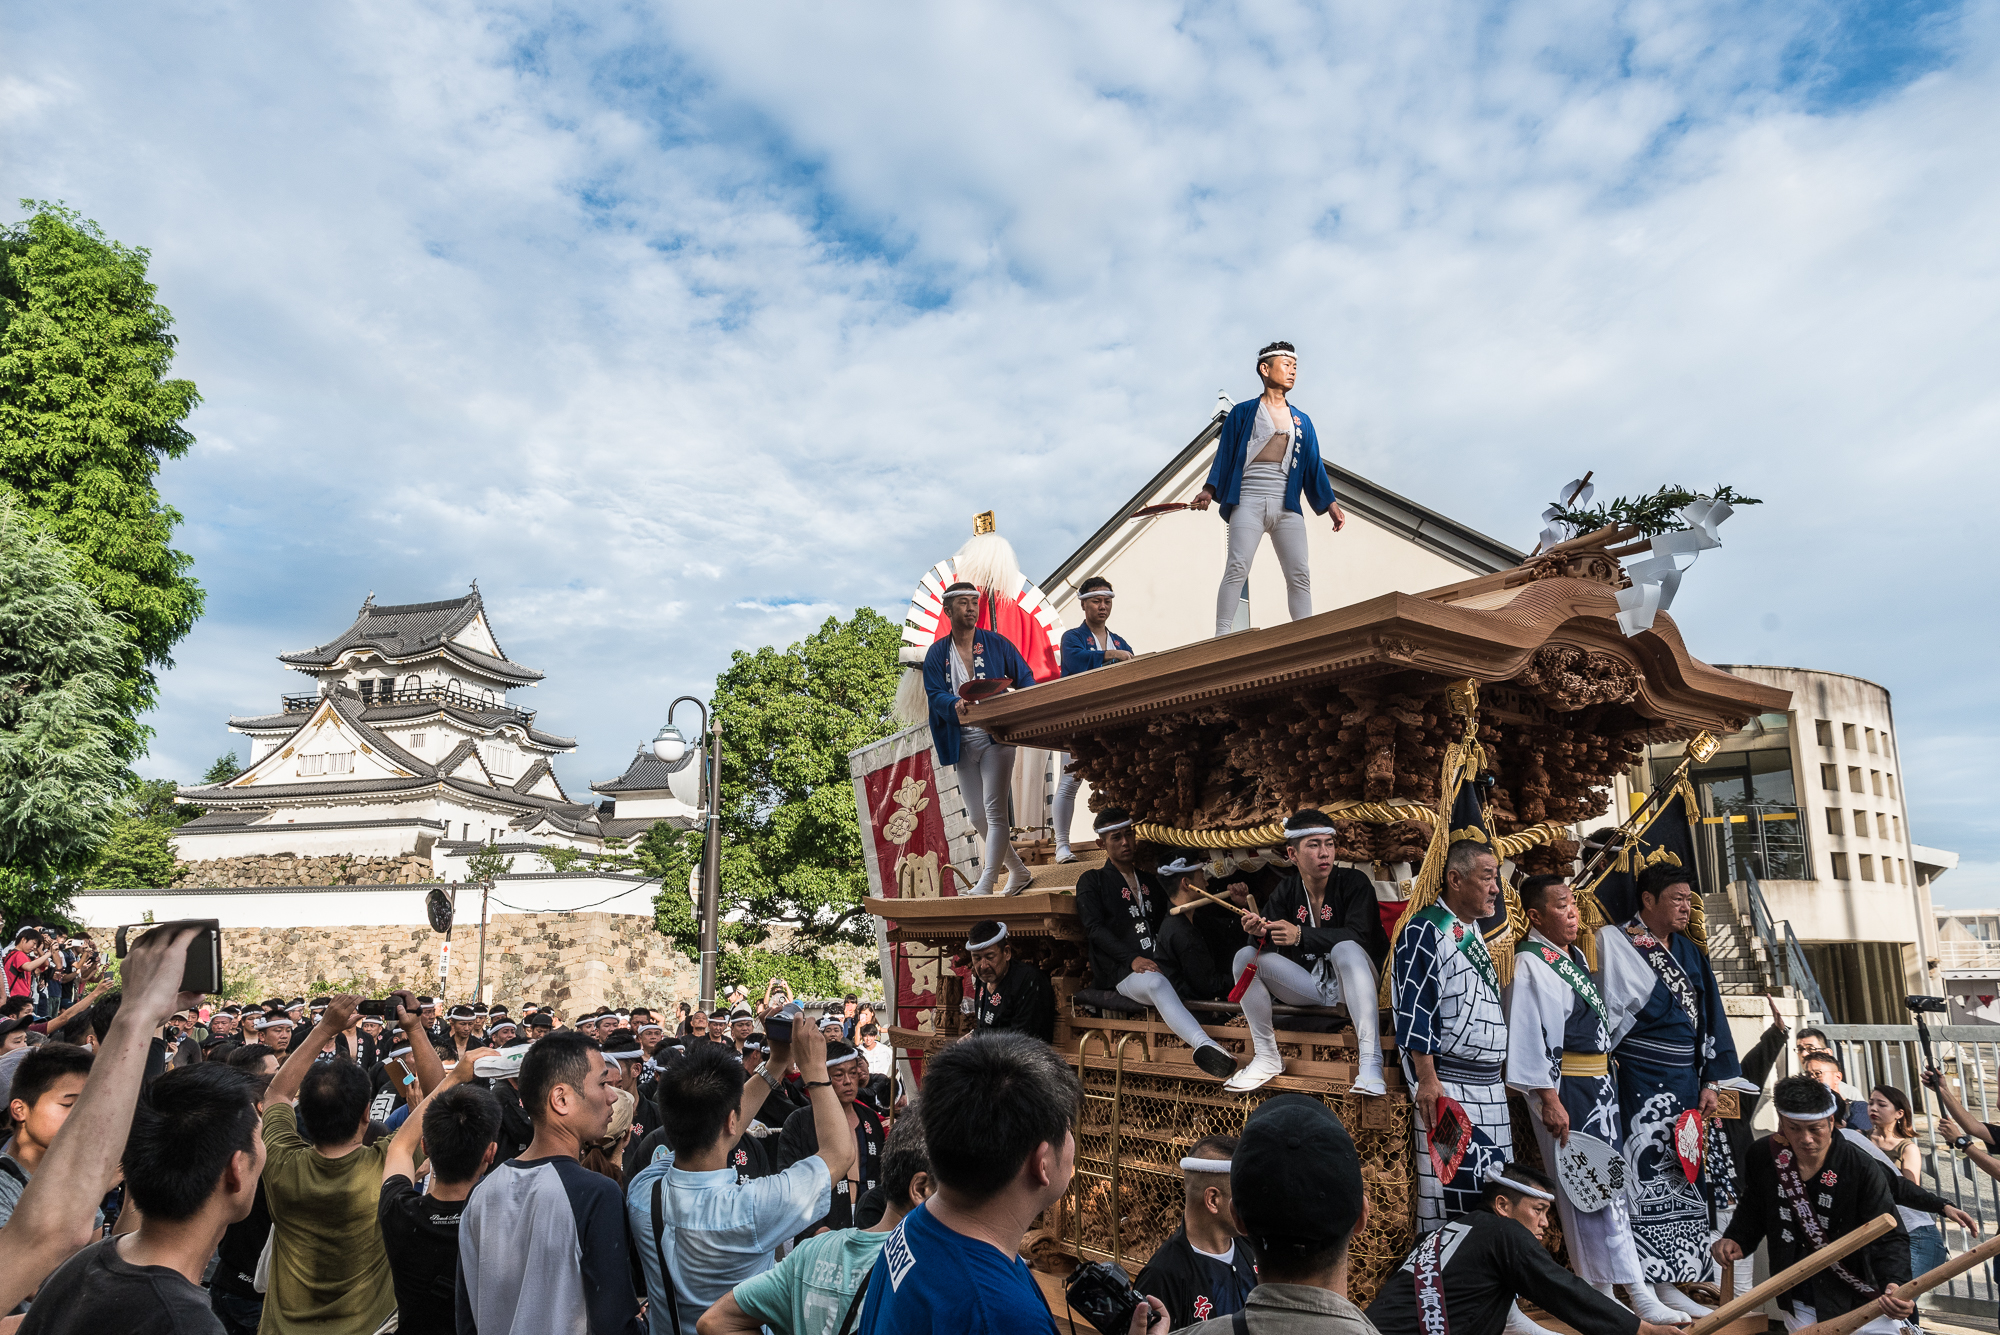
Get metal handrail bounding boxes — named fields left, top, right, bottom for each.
left=1745, top=865, right=1832, bottom=1019
left=282, top=685, right=535, bottom=723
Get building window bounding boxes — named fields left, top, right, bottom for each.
left=1859, top=854, right=1875, bottom=881
left=359, top=679, right=375, bottom=703
left=1822, top=764, right=1840, bottom=791
left=1871, top=770, right=1884, bottom=796
left=1865, top=727, right=1878, bottom=754
left=1826, top=809, right=1844, bottom=836
left=1832, top=852, right=1850, bottom=879
left=1876, top=812, right=1889, bottom=839
left=1892, top=815, right=1901, bottom=840
left=448, top=678, right=462, bottom=695
left=405, top=675, right=421, bottom=693
left=1899, top=858, right=1908, bottom=884
left=1815, top=719, right=1833, bottom=747
left=300, top=753, right=324, bottom=776
left=410, top=733, right=426, bottom=749
left=327, top=752, right=354, bottom=774
left=1849, top=766, right=1864, bottom=792
left=1887, top=774, right=1897, bottom=799
left=1843, top=723, right=1858, bottom=749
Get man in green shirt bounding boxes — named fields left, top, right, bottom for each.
left=260, top=992, right=443, bottom=1334
left=697, top=1116, right=932, bottom=1335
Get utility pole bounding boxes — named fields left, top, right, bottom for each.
left=698, top=713, right=723, bottom=1011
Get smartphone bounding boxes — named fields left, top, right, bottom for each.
left=113, top=919, right=223, bottom=994
left=357, top=998, right=395, bottom=1018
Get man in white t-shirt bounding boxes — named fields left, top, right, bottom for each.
left=628, top=1011, right=855, bottom=1330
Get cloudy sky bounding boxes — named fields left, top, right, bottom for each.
left=6, top=2, right=1996, bottom=903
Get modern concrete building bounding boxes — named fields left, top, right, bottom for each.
left=1622, top=666, right=1956, bottom=1022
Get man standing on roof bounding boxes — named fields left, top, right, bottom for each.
left=1051, top=576, right=1135, bottom=864
left=1190, top=342, right=1346, bottom=638
left=923, top=580, right=1038, bottom=896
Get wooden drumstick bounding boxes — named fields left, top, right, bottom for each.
left=1795, top=1228, right=2000, bottom=1335
left=1169, top=885, right=1253, bottom=918
left=1686, top=1213, right=1897, bottom=1335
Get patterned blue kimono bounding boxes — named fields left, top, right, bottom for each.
left=1601, top=917, right=1744, bottom=1283
left=1394, top=907, right=1511, bottom=1231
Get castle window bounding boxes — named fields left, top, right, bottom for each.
left=300, top=753, right=324, bottom=776
left=405, top=675, right=421, bottom=694
left=410, top=733, right=426, bottom=749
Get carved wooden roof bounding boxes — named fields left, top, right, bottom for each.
left=971, top=573, right=1789, bottom=751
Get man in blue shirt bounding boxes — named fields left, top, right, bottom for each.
left=858, top=1033, right=1166, bottom=1335
left=1051, top=576, right=1134, bottom=863
left=921, top=581, right=1038, bottom=896
left=1190, top=342, right=1346, bottom=637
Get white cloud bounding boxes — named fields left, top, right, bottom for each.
left=3, top=0, right=1995, bottom=883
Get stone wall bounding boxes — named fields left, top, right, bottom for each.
left=174, top=852, right=433, bottom=888
left=93, top=916, right=879, bottom=1015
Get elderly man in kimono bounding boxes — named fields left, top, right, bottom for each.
left=1602, top=862, right=1757, bottom=1319
left=1395, top=838, right=1511, bottom=1231
left=1506, top=875, right=1689, bottom=1327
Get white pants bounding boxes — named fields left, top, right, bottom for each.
left=1116, top=971, right=1223, bottom=1056
left=1214, top=463, right=1311, bottom=636
left=956, top=729, right=1024, bottom=894
left=1232, top=944, right=1382, bottom=1070
left=1052, top=757, right=1082, bottom=853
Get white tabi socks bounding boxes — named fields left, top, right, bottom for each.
left=1655, top=1283, right=1712, bottom=1318
left=1503, top=1302, right=1557, bottom=1335
left=1626, top=1283, right=1693, bottom=1324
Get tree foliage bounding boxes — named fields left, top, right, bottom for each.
left=202, top=751, right=240, bottom=785
left=0, top=493, right=133, bottom=900
left=646, top=608, right=903, bottom=978
left=1546, top=484, right=1763, bottom=540
left=0, top=202, right=204, bottom=719
left=85, top=817, right=177, bottom=889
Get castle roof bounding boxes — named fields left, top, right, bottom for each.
left=277, top=591, right=543, bottom=684
left=589, top=745, right=699, bottom=795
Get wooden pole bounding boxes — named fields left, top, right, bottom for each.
left=1794, top=1229, right=2000, bottom=1335
left=1169, top=885, right=1254, bottom=918
left=1683, top=1213, right=1898, bottom=1335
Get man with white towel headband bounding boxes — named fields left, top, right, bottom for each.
left=1134, top=1134, right=1258, bottom=1329
left=963, top=919, right=1056, bottom=1043
left=1189, top=342, right=1347, bottom=637
left=1367, top=1163, right=1682, bottom=1335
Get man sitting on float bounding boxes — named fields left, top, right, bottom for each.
left=1226, top=810, right=1388, bottom=1096
left=1075, top=809, right=1242, bottom=1081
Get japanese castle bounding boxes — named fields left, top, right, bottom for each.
left=174, top=589, right=700, bottom=868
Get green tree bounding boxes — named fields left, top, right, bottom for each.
left=202, top=751, right=239, bottom=785
left=85, top=818, right=176, bottom=889
left=0, top=491, right=133, bottom=927
left=646, top=608, right=902, bottom=979
left=0, top=202, right=204, bottom=722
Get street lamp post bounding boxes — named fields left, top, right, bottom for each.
left=654, top=697, right=723, bottom=1011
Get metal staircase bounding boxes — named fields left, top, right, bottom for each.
left=1703, top=867, right=1831, bottom=1018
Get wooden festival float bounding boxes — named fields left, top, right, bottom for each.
left=850, top=524, right=1790, bottom=1315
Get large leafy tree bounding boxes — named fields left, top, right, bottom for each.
left=0, top=202, right=204, bottom=721
left=0, top=492, right=135, bottom=927
left=646, top=607, right=903, bottom=990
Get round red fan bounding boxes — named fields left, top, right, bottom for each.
left=958, top=679, right=1012, bottom=703
left=1674, top=1108, right=1705, bottom=1183
left=1429, top=1095, right=1472, bottom=1186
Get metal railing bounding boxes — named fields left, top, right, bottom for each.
left=1742, top=865, right=1832, bottom=1018
left=1817, top=1023, right=2000, bottom=1316
left=1938, top=941, right=2000, bottom=971
left=1694, top=800, right=1811, bottom=886
left=281, top=685, right=533, bottom=723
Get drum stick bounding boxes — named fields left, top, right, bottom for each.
left=1168, top=885, right=1253, bottom=918
left=1685, top=1213, right=1897, bottom=1335
left=1794, top=1228, right=2000, bottom=1335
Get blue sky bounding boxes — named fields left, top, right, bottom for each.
left=5, top=1, right=1997, bottom=903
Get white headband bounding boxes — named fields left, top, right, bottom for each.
left=1286, top=825, right=1338, bottom=839
left=1260, top=352, right=1297, bottom=364
left=825, top=1049, right=862, bottom=1068
left=1078, top=589, right=1114, bottom=600
left=1488, top=1171, right=1554, bottom=1201
left=1094, top=818, right=1135, bottom=834
left=968, top=923, right=1009, bottom=950
left=1180, top=1156, right=1232, bottom=1173
left=1158, top=858, right=1206, bottom=877
left=255, top=1016, right=291, bottom=1030
left=1779, top=1088, right=1844, bottom=1122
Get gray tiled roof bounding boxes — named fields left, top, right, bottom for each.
left=276, top=591, right=544, bottom=682
left=176, top=809, right=274, bottom=830
left=173, top=816, right=449, bottom=837
left=590, top=745, right=698, bottom=794
left=598, top=815, right=696, bottom=839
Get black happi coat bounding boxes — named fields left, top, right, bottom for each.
left=1723, top=1133, right=1910, bottom=1320
left=1155, top=914, right=1231, bottom=1002
left=776, top=1099, right=888, bottom=1238
left=973, top=956, right=1057, bottom=1042
left=1134, top=1226, right=1258, bottom=1328
left=1367, top=1209, right=1639, bottom=1335
left=1077, top=864, right=1169, bottom=990
left=1257, top=868, right=1388, bottom=972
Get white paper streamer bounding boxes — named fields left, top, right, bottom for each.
left=1537, top=478, right=1594, bottom=551
left=1614, top=497, right=1734, bottom=636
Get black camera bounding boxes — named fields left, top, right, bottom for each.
left=1065, top=1261, right=1160, bottom=1335
left=113, top=920, right=222, bottom=995
left=357, top=998, right=395, bottom=1018
left=1907, top=994, right=1951, bottom=1014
